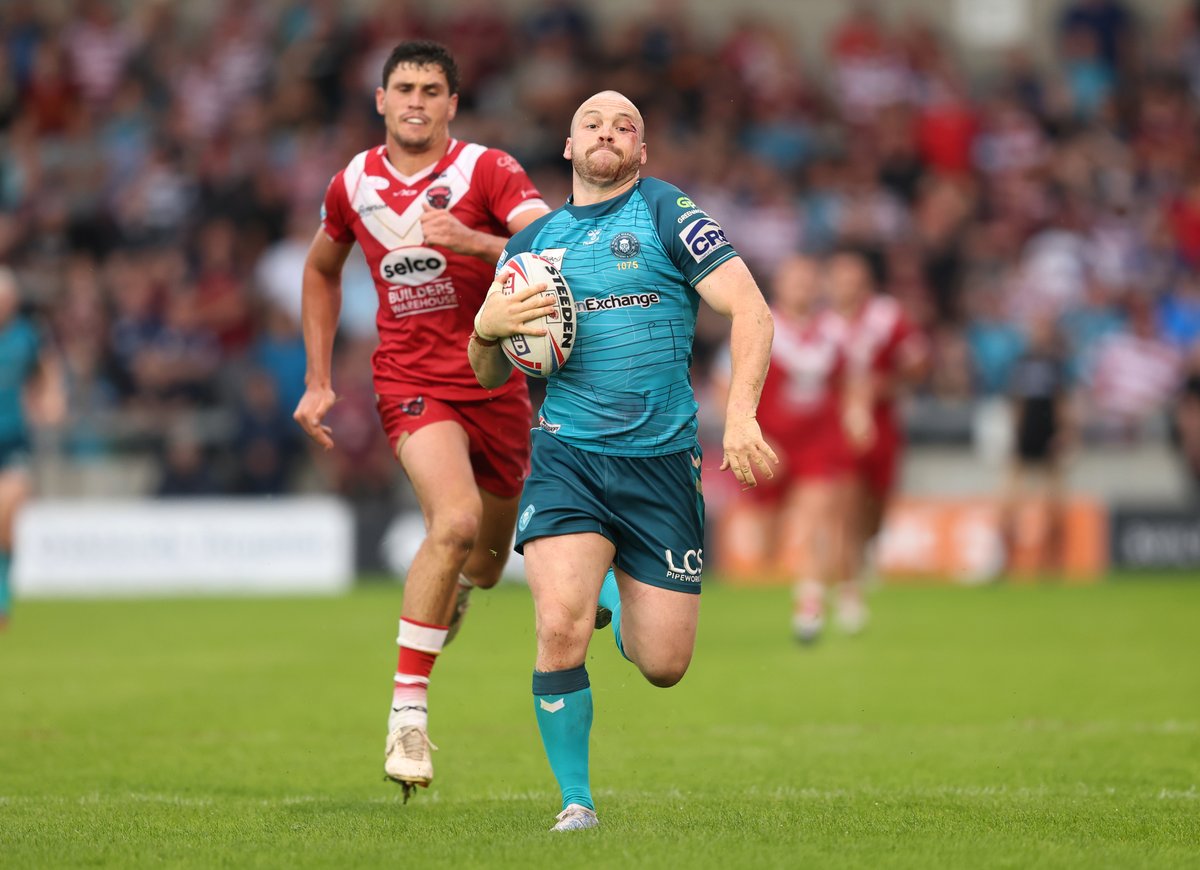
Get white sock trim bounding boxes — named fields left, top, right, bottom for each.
left=393, top=673, right=431, bottom=686
left=397, top=619, right=449, bottom=653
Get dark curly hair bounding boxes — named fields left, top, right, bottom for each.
left=381, top=40, right=460, bottom=95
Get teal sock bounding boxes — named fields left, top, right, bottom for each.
left=532, top=665, right=594, bottom=811
left=0, top=552, right=10, bottom=616
left=597, top=569, right=628, bottom=661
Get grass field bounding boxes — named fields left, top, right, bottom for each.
left=1, top=578, right=1198, bottom=868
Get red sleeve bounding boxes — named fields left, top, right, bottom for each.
left=477, top=149, right=547, bottom=229
left=890, top=308, right=928, bottom=370
left=320, top=171, right=356, bottom=245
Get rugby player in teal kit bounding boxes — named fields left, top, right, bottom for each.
left=468, top=91, right=776, bottom=831
left=0, top=267, right=65, bottom=625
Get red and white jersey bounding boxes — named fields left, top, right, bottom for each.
left=321, top=140, right=547, bottom=399
left=834, top=294, right=925, bottom=432
left=757, top=309, right=847, bottom=437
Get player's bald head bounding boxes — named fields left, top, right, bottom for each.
left=571, top=91, right=644, bottom=142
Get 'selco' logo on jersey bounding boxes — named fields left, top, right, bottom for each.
left=678, top=218, right=729, bottom=263
left=610, top=232, right=640, bottom=259
left=425, top=185, right=452, bottom=208
left=380, top=246, right=448, bottom=286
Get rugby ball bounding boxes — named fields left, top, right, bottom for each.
left=499, top=253, right=576, bottom=378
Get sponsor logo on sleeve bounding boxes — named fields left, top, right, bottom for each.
left=496, top=154, right=522, bottom=173
left=676, top=196, right=695, bottom=208
left=679, top=217, right=729, bottom=263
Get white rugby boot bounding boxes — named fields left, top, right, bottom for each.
left=551, top=803, right=599, bottom=832
left=836, top=585, right=869, bottom=635
left=792, top=580, right=825, bottom=645
left=384, top=725, right=437, bottom=800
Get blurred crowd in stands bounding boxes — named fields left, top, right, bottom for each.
left=4, top=0, right=1200, bottom=497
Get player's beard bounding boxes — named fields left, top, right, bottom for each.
left=388, top=116, right=440, bottom=154
left=573, top=144, right=640, bottom=189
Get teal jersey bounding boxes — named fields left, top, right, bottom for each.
left=0, top=316, right=39, bottom=445
left=499, top=178, right=738, bottom=456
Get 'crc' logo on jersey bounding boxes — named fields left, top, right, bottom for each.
left=679, top=218, right=729, bottom=263
left=380, top=246, right=447, bottom=286
left=665, top=548, right=703, bottom=580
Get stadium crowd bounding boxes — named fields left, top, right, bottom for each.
left=4, top=0, right=1200, bottom=497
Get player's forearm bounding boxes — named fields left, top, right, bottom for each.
left=459, top=230, right=508, bottom=265
left=301, top=264, right=342, bottom=388
left=724, top=300, right=774, bottom=420
left=468, top=334, right=513, bottom=389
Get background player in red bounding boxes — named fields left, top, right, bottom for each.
left=725, top=254, right=871, bottom=642
left=292, top=41, right=550, bottom=797
left=827, top=248, right=928, bottom=632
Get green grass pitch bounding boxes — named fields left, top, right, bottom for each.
left=1, top=578, right=1198, bottom=868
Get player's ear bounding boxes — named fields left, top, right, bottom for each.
left=563, top=138, right=573, bottom=160
left=639, top=142, right=647, bottom=166
left=375, top=86, right=385, bottom=116
left=447, top=93, right=458, bottom=122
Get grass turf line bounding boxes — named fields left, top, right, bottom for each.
left=0, top=579, right=1197, bottom=868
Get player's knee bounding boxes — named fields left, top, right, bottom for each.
left=428, top=510, right=480, bottom=557
left=638, top=653, right=692, bottom=688
left=465, top=557, right=505, bottom=589
left=534, top=608, right=592, bottom=657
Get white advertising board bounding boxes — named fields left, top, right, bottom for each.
left=13, top=498, right=354, bottom=597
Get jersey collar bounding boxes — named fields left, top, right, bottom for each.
left=564, top=180, right=640, bottom=219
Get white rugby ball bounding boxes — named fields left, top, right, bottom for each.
left=499, top=253, right=576, bottom=378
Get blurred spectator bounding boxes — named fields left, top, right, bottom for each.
left=1058, top=0, right=1134, bottom=73
left=1174, top=341, right=1200, bottom=498
left=1089, top=297, right=1181, bottom=437
left=156, top=431, right=220, bottom=497
left=231, top=368, right=300, bottom=495
left=1002, top=314, right=1076, bottom=573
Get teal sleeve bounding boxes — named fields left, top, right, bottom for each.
left=642, top=178, right=740, bottom=286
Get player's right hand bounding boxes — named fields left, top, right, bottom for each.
left=293, top=386, right=337, bottom=451
left=474, top=278, right=558, bottom=340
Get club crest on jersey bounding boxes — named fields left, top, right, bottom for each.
left=679, top=217, right=729, bottom=263
left=425, top=185, right=452, bottom=209
left=610, top=232, right=640, bottom=259
left=399, top=396, right=426, bottom=417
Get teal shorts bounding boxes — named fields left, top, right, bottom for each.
left=0, top=438, right=30, bottom=473
left=514, top=429, right=706, bottom=594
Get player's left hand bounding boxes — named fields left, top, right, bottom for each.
left=420, top=203, right=477, bottom=253
left=719, top=415, right=778, bottom=488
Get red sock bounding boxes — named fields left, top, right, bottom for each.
left=390, top=618, right=448, bottom=730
